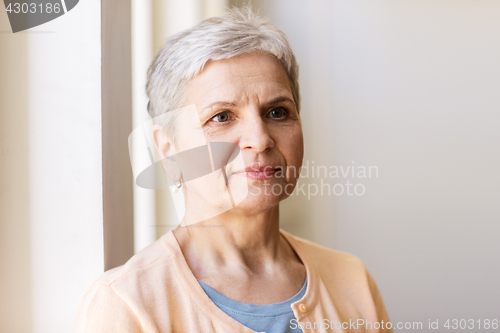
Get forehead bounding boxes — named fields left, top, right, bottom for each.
left=185, top=53, right=292, bottom=104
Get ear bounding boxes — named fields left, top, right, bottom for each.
left=152, top=124, right=182, bottom=182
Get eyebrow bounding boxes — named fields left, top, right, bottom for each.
left=202, top=96, right=295, bottom=111
left=264, top=96, right=296, bottom=107
left=203, top=101, right=237, bottom=111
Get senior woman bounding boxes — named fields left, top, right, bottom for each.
left=73, top=7, right=392, bottom=333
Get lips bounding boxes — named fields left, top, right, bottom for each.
left=232, top=165, right=280, bottom=180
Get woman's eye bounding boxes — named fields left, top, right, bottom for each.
left=211, top=112, right=230, bottom=122
left=269, top=107, right=286, bottom=119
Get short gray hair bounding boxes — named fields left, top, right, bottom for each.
left=146, top=6, right=300, bottom=137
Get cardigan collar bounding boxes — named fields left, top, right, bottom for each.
left=160, top=228, right=320, bottom=333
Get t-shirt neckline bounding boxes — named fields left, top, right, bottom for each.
left=197, top=273, right=308, bottom=317
left=160, top=228, right=319, bottom=333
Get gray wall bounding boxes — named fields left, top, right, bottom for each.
left=234, top=0, right=500, bottom=330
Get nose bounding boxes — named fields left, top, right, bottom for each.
left=239, top=113, right=275, bottom=153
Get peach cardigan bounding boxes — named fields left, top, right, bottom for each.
left=72, top=229, right=393, bottom=333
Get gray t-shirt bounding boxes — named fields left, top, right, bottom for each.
left=198, top=276, right=307, bottom=333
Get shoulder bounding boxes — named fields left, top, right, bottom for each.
left=281, top=229, right=367, bottom=275
left=89, top=234, right=174, bottom=291
left=72, top=233, right=179, bottom=332
left=72, top=281, right=143, bottom=332
left=281, top=229, right=374, bottom=302
left=281, top=230, right=393, bottom=331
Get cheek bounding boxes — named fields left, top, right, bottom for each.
left=275, top=126, right=304, bottom=174
left=203, top=125, right=241, bottom=144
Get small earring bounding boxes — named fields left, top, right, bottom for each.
left=172, top=179, right=183, bottom=193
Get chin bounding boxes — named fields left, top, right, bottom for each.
left=232, top=185, right=286, bottom=213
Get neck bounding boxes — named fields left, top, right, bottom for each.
left=174, top=204, right=289, bottom=278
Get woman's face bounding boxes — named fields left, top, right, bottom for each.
left=175, top=52, right=304, bottom=217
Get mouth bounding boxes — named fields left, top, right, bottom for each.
left=232, top=165, right=281, bottom=180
